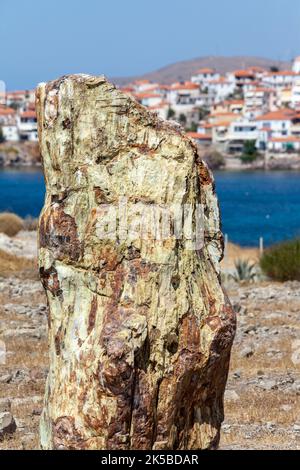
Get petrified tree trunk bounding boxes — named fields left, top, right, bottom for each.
left=36, top=74, right=236, bottom=450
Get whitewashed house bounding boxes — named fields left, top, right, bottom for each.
left=267, top=136, right=300, bottom=152
left=17, top=110, right=38, bottom=141
left=135, top=92, right=162, bottom=107
left=262, top=71, right=299, bottom=90
left=191, top=68, right=220, bottom=85
left=1, top=124, right=19, bottom=141
left=207, top=78, right=235, bottom=103
left=292, top=57, right=300, bottom=74
left=291, top=80, right=300, bottom=110
left=225, top=119, right=259, bottom=153
left=255, top=109, right=295, bottom=139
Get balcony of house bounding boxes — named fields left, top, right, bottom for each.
left=227, top=122, right=259, bottom=142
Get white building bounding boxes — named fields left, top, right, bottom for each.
left=255, top=109, right=295, bottom=138
left=206, top=78, right=235, bottom=103
left=1, top=124, right=19, bottom=141
left=191, top=68, right=220, bottom=85
left=268, top=136, right=300, bottom=152
left=135, top=92, right=162, bottom=107
left=293, top=57, right=300, bottom=74
left=291, top=80, right=300, bottom=110
left=166, top=82, right=200, bottom=106
left=262, top=71, right=299, bottom=89
left=225, top=120, right=259, bottom=153
left=0, top=106, right=16, bottom=126
left=244, top=88, right=273, bottom=117
left=17, top=110, right=38, bottom=141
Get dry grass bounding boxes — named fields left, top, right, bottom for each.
left=0, top=249, right=38, bottom=279
left=0, top=212, right=24, bottom=237
left=221, top=242, right=259, bottom=270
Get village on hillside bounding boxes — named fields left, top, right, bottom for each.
left=2, top=57, right=300, bottom=158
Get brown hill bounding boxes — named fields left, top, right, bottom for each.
left=111, top=56, right=292, bottom=86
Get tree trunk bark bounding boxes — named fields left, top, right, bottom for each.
left=36, top=74, right=236, bottom=450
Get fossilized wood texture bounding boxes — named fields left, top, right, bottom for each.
left=36, top=74, right=236, bottom=450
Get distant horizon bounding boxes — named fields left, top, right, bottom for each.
left=2, top=54, right=295, bottom=92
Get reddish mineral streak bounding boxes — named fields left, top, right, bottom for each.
left=37, top=74, right=236, bottom=450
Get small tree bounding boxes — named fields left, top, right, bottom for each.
left=0, top=126, right=5, bottom=144
left=167, top=107, right=175, bottom=120
left=270, top=65, right=279, bottom=73
left=178, top=113, right=187, bottom=125
left=186, top=121, right=198, bottom=132
left=9, top=101, right=21, bottom=111
left=240, top=140, right=259, bottom=163
left=198, top=107, right=209, bottom=121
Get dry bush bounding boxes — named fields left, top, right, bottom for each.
left=0, top=212, right=24, bottom=237
left=23, top=216, right=38, bottom=231
left=0, top=249, right=38, bottom=279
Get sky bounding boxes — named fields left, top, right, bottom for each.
left=1, top=0, right=300, bottom=90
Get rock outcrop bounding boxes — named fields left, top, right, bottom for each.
left=36, top=74, right=236, bottom=450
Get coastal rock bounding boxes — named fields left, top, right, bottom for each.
left=36, top=74, right=236, bottom=450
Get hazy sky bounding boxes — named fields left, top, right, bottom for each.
left=1, top=0, right=300, bottom=89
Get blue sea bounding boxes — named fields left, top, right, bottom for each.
left=0, top=167, right=300, bottom=247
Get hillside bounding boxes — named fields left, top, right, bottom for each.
left=112, top=55, right=292, bottom=85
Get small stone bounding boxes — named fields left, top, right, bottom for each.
left=292, top=380, right=300, bottom=394
left=222, top=424, right=232, bottom=433
left=32, top=407, right=42, bottom=416
left=233, top=370, right=241, bottom=379
left=0, top=373, right=12, bottom=384
left=0, top=412, right=17, bottom=437
left=291, top=350, right=300, bottom=366
left=257, top=379, right=277, bottom=391
left=0, top=340, right=6, bottom=365
left=224, top=390, right=240, bottom=401
left=293, top=424, right=300, bottom=432
left=280, top=405, right=292, bottom=412
left=0, top=399, right=11, bottom=413
left=240, top=346, right=254, bottom=358
left=266, top=422, right=276, bottom=433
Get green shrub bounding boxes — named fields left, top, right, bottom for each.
left=240, top=140, right=260, bottom=164
left=260, top=238, right=300, bottom=282
left=167, top=107, right=175, bottom=119
left=229, top=259, right=257, bottom=283
left=0, top=212, right=24, bottom=237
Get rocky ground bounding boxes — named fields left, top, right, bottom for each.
left=0, top=232, right=299, bottom=450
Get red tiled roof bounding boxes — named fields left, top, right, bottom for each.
left=134, top=93, right=161, bottom=99
left=234, top=70, right=255, bottom=78
left=0, top=106, right=15, bottom=115
left=256, top=109, right=296, bottom=121
left=20, top=110, right=36, bottom=119
left=187, top=132, right=212, bottom=140
left=269, top=136, right=300, bottom=142
left=133, top=80, right=151, bottom=85
left=170, top=81, right=199, bottom=91
left=266, top=71, right=298, bottom=77
left=195, top=68, right=215, bottom=74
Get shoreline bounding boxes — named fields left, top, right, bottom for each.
left=1, top=163, right=300, bottom=172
